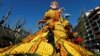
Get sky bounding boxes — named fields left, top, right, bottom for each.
left=0, top=0, right=100, bottom=33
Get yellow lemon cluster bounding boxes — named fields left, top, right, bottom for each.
left=9, top=42, right=34, bottom=54
left=36, top=42, right=54, bottom=56
left=63, top=40, right=81, bottom=56
left=31, top=32, right=48, bottom=42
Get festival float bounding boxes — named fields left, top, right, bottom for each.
left=0, top=1, right=94, bottom=56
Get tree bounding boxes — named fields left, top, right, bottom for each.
left=0, top=8, right=12, bottom=25
left=12, top=18, right=26, bottom=32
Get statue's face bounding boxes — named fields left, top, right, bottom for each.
left=50, top=3, right=58, bottom=9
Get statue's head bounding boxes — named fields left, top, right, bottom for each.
left=50, top=1, right=58, bottom=9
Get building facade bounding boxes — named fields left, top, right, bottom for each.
left=75, top=6, right=100, bottom=53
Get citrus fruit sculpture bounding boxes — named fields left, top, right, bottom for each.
left=0, top=1, right=94, bottom=56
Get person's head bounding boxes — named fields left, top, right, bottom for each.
left=50, top=1, right=58, bottom=9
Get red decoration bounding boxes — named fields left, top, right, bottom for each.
left=75, top=37, right=83, bottom=44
